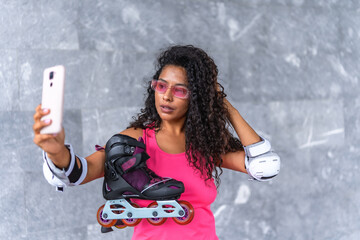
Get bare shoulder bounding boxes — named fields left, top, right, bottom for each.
left=119, top=127, right=143, bottom=139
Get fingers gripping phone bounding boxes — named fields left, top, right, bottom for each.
left=40, top=65, right=65, bottom=134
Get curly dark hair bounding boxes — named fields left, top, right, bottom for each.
left=129, top=45, right=243, bottom=186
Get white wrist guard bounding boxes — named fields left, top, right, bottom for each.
left=43, top=144, right=88, bottom=192
left=244, top=137, right=280, bottom=181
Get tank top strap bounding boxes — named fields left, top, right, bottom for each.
left=142, top=127, right=156, bottom=148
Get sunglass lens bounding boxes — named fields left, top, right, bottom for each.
left=173, top=87, right=188, bottom=98
left=156, top=82, right=168, bottom=93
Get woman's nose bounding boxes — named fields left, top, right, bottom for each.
left=162, top=87, right=173, bottom=101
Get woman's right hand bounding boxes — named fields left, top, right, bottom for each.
left=33, top=104, right=66, bottom=156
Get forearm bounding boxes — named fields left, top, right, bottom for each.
left=47, top=145, right=72, bottom=169
left=225, top=99, right=261, bottom=146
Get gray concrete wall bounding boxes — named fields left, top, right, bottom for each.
left=1, top=0, right=359, bottom=239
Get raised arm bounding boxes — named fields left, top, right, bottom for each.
left=33, top=104, right=143, bottom=190
left=221, top=98, right=260, bottom=173
left=221, top=98, right=280, bottom=181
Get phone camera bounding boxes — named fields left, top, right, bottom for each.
left=49, top=71, right=54, bottom=80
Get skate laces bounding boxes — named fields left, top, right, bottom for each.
left=145, top=167, right=165, bottom=184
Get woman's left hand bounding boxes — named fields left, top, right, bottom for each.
left=216, top=82, right=235, bottom=113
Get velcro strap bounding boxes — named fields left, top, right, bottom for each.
left=68, top=156, right=83, bottom=184
left=244, top=137, right=272, bottom=158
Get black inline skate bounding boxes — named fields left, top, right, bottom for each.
left=96, top=134, right=194, bottom=232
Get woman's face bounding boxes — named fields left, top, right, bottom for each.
left=154, top=65, right=190, bottom=124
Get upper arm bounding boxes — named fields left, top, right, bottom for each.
left=119, top=127, right=143, bottom=140
left=81, top=127, right=143, bottom=184
left=221, top=149, right=247, bottom=174
left=81, top=150, right=106, bottom=184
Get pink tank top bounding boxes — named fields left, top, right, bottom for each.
left=131, top=128, right=218, bottom=240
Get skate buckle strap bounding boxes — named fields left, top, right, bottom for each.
left=105, top=134, right=146, bottom=154
left=107, top=144, right=136, bottom=160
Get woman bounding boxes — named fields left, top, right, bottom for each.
left=33, top=45, right=280, bottom=239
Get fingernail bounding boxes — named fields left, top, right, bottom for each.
left=44, top=119, right=51, bottom=124
left=42, top=108, right=49, bottom=113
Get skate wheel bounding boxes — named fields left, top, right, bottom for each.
left=172, top=200, right=194, bottom=225
left=121, top=202, right=142, bottom=227
left=97, top=204, right=117, bottom=228
left=146, top=202, right=167, bottom=226
left=114, top=220, right=127, bottom=229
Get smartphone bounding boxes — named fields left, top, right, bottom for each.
left=40, top=65, right=65, bottom=134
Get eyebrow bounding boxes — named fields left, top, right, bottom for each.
left=158, top=78, right=188, bottom=87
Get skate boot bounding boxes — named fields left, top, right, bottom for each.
left=96, top=134, right=194, bottom=231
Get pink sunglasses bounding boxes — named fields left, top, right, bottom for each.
left=151, top=79, right=190, bottom=99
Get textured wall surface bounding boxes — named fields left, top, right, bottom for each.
left=1, top=0, right=359, bottom=239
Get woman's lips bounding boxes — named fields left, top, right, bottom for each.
left=160, top=105, right=174, bottom=113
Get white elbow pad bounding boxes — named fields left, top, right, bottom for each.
left=244, top=137, right=280, bottom=181
left=42, top=144, right=88, bottom=192
left=43, top=161, right=68, bottom=192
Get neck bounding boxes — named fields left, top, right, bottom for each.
left=159, top=118, right=186, bottom=135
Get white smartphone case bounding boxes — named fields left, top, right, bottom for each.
left=40, top=65, right=65, bottom=134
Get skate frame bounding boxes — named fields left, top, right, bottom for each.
left=102, top=199, right=186, bottom=220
